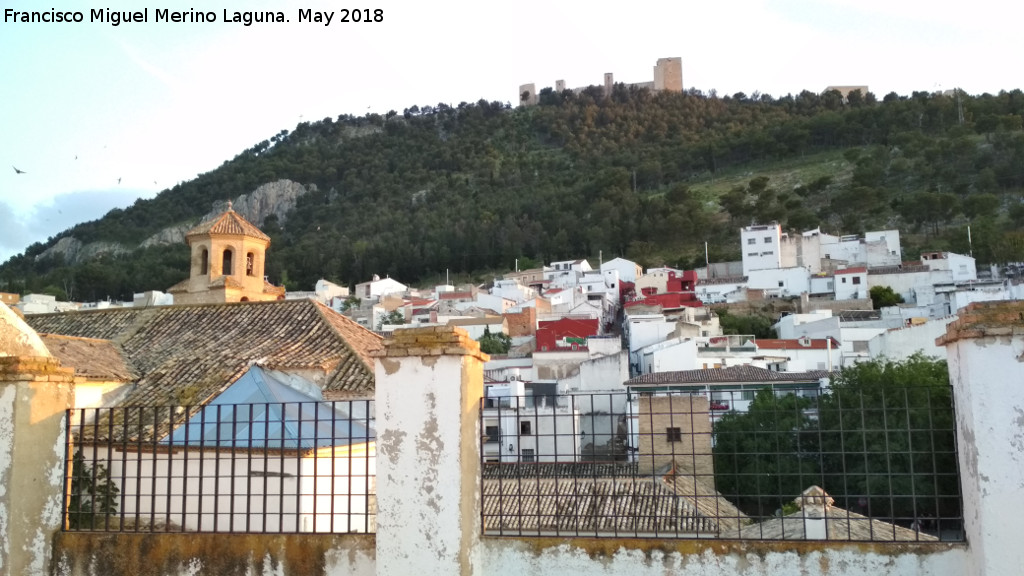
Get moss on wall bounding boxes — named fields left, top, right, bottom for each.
left=53, top=532, right=375, bottom=576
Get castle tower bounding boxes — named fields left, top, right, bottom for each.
left=555, top=79, right=566, bottom=93
left=653, top=57, right=683, bottom=92
left=518, top=83, right=538, bottom=106
left=604, top=73, right=614, bottom=97
left=167, top=202, right=285, bottom=304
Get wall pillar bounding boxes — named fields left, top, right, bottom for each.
left=0, top=305, right=75, bottom=576
left=373, top=326, right=488, bottom=576
left=937, top=301, right=1024, bottom=576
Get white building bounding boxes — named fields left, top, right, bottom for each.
left=353, top=275, right=407, bottom=301
left=921, top=251, right=977, bottom=284
left=741, top=223, right=902, bottom=276
left=866, top=316, right=958, bottom=362
left=481, top=380, right=581, bottom=463
left=741, top=224, right=784, bottom=274
left=747, top=267, right=811, bottom=298
left=752, top=337, right=841, bottom=372
left=834, top=267, right=868, bottom=300
left=490, top=278, right=536, bottom=304
left=635, top=337, right=699, bottom=375
left=600, top=257, right=643, bottom=284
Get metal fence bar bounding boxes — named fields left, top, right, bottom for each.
left=63, top=400, right=376, bottom=534
left=480, top=385, right=964, bottom=542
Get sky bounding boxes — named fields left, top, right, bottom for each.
left=1, top=0, right=1021, bottom=263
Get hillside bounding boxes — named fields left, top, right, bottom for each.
left=2, top=86, right=1024, bottom=301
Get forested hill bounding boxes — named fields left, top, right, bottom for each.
left=3, top=86, right=1024, bottom=302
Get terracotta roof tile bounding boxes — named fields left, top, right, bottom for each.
left=626, top=365, right=829, bottom=386
left=26, top=300, right=382, bottom=411
left=38, top=334, right=136, bottom=381
left=186, top=209, right=270, bottom=242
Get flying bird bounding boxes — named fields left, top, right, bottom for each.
left=12, top=166, right=26, bottom=174
left=117, top=177, right=122, bottom=185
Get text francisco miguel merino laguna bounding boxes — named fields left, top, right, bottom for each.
left=2, top=8, right=329, bottom=26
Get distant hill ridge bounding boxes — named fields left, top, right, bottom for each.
left=2, top=87, right=1023, bottom=302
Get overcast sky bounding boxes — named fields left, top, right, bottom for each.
left=1, top=0, right=1021, bottom=263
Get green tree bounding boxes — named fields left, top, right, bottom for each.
left=713, top=390, right=820, bottom=516
left=816, top=355, right=958, bottom=521
left=477, top=326, right=512, bottom=355
left=869, top=285, right=906, bottom=309
left=713, top=356, right=958, bottom=523
left=716, top=309, right=776, bottom=339
left=68, top=449, right=120, bottom=529
left=377, top=309, right=405, bottom=329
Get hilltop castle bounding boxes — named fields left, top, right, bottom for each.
left=519, top=57, right=683, bottom=106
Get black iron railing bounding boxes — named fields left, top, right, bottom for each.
left=65, top=400, right=376, bottom=533
left=480, top=386, right=963, bottom=541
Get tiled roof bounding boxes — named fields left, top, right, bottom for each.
left=185, top=209, right=270, bottom=242
left=700, top=276, right=747, bottom=285
left=754, top=338, right=839, bottom=350
left=732, top=488, right=938, bottom=542
left=38, top=334, right=136, bottom=381
left=835, top=267, right=867, bottom=275
left=482, top=475, right=720, bottom=535
left=660, top=466, right=749, bottom=533
left=439, top=291, right=472, bottom=300
left=448, top=316, right=504, bottom=327
left=26, top=299, right=382, bottom=410
left=732, top=507, right=937, bottom=541
left=626, top=365, right=829, bottom=386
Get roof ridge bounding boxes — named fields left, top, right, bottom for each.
left=310, top=300, right=380, bottom=374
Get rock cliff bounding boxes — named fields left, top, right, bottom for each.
left=38, top=179, right=310, bottom=264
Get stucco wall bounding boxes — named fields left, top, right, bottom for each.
left=52, top=533, right=376, bottom=576
left=478, top=539, right=967, bottom=576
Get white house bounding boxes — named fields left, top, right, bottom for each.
left=741, top=224, right=784, bottom=274
left=636, top=337, right=700, bottom=375
left=490, top=278, right=536, bottom=304
left=600, top=257, right=643, bottom=284
left=742, top=223, right=902, bottom=277
left=866, top=316, right=958, bottom=362
left=834, top=267, right=868, bottom=300
left=89, top=367, right=376, bottom=533
left=353, top=275, right=407, bottom=301
left=921, top=251, right=977, bottom=284
left=752, top=337, right=840, bottom=372
left=747, top=267, right=811, bottom=298
left=481, top=380, right=581, bottom=463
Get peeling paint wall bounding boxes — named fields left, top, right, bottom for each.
left=0, top=356, right=74, bottom=576
left=945, top=330, right=1024, bottom=575
left=478, top=539, right=968, bottom=576
left=373, top=327, right=485, bottom=576
left=52, top=533, right=375, bottom=576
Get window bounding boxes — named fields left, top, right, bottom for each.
left=666, top=427, right=682, bottom=442
left=852, top=276, right=861, bottom=285
left=764, top=236, right=772, bottom=243
left=521, top=448, right=536, bottom=463
left=747, top=238, right=756, bottom=245
left=825, top=254, right=831, bottom=259
left=200, top=248, right=209, bottom=276
left=246, top=252, right=255, bottom=276
left=520, top=421, right=532, bottom=436
left=842, top=277, right=847, bottom=283
left=747, top=252, right=758, bottom=257
left=222, top=249, right=233, bottom=276
left=484, top=421, right=500, bottom=443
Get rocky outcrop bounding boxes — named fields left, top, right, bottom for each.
left=205, top=179, right=312, bottom=228
left=36, top=237, right=130, bottom=264
left=38, top=179, right=311, bottom=264
left=138, top=223, right=193, bottom=249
